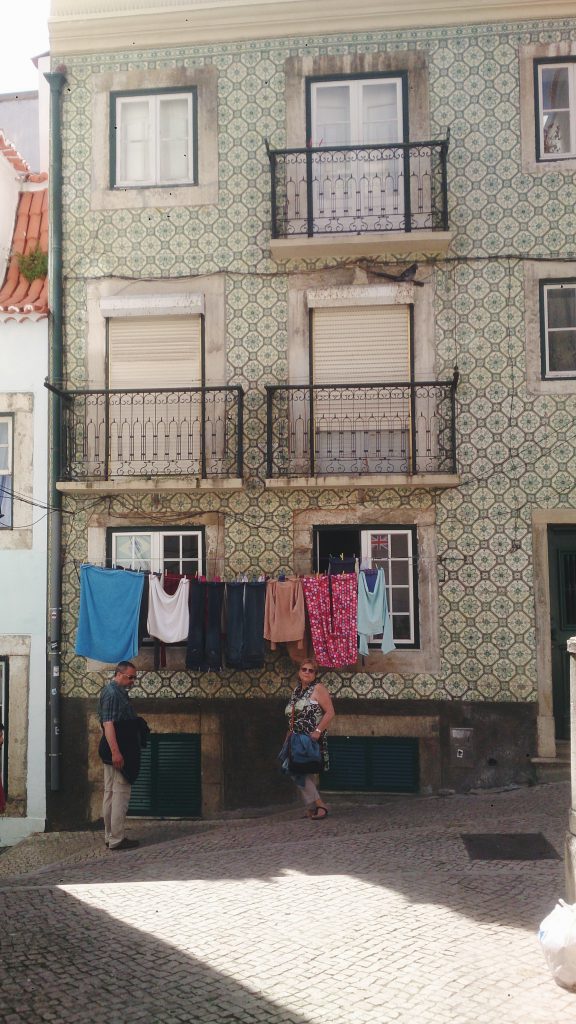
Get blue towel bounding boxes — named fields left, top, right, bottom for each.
left=76, top=565, right=145, bottom=663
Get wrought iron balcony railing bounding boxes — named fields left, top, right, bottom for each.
left=52, top=386, right=244, bottom=481
left=266, top=376, right=458, bottom=478
left=266, top=139, right=449, bottom=239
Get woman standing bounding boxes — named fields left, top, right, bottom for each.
left=285, top=660, right=335, bottom=820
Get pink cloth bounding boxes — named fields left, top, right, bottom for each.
left=302, top=574, right=358, bottom=668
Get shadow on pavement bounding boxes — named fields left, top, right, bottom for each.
left=0, top=883, right=314, bottom=1024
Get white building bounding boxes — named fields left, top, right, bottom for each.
left=0, top=122, right=48, bottom=844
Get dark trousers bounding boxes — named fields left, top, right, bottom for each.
left=225, top=581, right=266, bottom=669
left=186, top=581, right=224, bottom=670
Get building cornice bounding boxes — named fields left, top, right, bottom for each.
left=48, top=0, right=576, bottom=56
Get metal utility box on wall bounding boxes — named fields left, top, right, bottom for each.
left=449, top=727, right=474, bottom=768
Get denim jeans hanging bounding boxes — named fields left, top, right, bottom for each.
left=186, top=581, right=225, bottom=671
left=225, top=581, right=266, bottom=669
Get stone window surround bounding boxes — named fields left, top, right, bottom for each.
left=284, top=51, right=430, bottom=149
left=90, top=65, right=218, bottom=211
left=85, top=275, right=226, bottom=388
left=287, top=268, right=436, bottom=385
left=293, top=505, right=440, bottom=674
left=519, top=42, right=576, bottom=176
left=524, top=259, right=576, bottom=395
left=85, top=510, right=225, bottom=671
left=0, top=394, right=34, bottom=550
left=87, top=708, right=223, bottom=818
left=0, top=637, right=30, bottom=813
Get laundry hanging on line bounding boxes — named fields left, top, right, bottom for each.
left=75, top=564, right=145, bottom=663
left=147, top=575, right=190, bottom=644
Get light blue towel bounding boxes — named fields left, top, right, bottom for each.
left=357, top=568, right=396, bottom=656
left=76, top=565, right=145, bottom=663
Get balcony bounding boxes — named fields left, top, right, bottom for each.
left=265, top=375, right=459, bottom=488
left=51, top=386, right=244, bottom=492
left=266, top=139, right=452, bottom=259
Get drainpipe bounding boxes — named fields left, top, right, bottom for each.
left=45, top=70, right=66, bottom=793
left=567, top=637, right=576, bottom=900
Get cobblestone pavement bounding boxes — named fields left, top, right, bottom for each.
left=1, top=783, right=575, bottom=1023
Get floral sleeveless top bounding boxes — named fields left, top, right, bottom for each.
left=285, top=683, right=330, bottom=771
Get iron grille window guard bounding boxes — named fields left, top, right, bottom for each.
left=49, top=386, right=244, bottom=481
left=266, top=138, right=449, bottom=238
left=265, top=375, right=458, bottom=478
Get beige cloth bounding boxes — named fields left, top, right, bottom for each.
left=264, top=579, right=305, bottom=649
left=103, top=763, right=132, bottom=848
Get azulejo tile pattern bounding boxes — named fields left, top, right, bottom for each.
left=59, top=17, right=576, bottom=703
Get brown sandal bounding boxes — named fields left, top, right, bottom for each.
left=309, top=806, right=329, bottom=820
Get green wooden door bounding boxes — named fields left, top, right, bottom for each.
left=548, top=526, right=576, bottom=740
left=322, top=736, right=419, bottom=793
left=128, top=733, right=201, bottom=817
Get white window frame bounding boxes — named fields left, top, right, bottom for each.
left=541, top=280, right=576, bottom=379
left=0, top=416, right=13, bottom=530
left=536, top=60, right=576, bottom=161
left=110, top=529, right=204, bottom=576
left=314, top=523, right=418, bottom=648
left=361, top=528, right=416, bottom=647
left=114, top=90, right=196, bottom=188
left=0, top=416, right=12, bottom=476
left=310, top=76, right=405, bottom=147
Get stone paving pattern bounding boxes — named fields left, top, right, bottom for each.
left=1, top=782, right=575, bottom=1022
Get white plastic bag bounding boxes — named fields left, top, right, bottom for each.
left=539, top=899, right=576, bottom=992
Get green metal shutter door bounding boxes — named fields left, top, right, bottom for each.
left=323, top=736, right=419, bottom=793
left=128, top=743, right=153, bottom=814
left=128, top=733, right=202, bottom=817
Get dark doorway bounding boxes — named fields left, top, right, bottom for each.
left=548, top=526, right=576, bottom=740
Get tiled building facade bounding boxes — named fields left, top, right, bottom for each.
left=48, top=0, right=576, bottom=823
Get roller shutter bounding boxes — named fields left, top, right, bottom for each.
left=312, top=305, right=410, bottom=385
left=108, top=316, right=202, bottom=389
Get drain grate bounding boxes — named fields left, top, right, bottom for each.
left=461, top=832, right=560, bottom=861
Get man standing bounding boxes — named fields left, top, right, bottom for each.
left=98, top=661, right=141, bottom=851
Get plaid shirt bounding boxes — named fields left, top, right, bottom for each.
left=98, top=681, right=137, bottom=724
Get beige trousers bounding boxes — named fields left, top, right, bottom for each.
left=103, top=764, right=132, bottom=848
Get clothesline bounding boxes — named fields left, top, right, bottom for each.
left=75, top=563, right=395, bottom=671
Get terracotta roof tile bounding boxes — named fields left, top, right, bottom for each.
left=0, top=132, right=30, bottom=176
left=0, top=181, right=49, bottom=321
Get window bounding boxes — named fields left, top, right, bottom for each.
left=535, top=60, right=576, bottom=160
left=313, top=524, right=419, bottom=647
left=309, top=298, right=413, bottom=474
left=309, top=75, right=407, bottom=146
left=100, top=314, right=204, bottom=477
left=0, top=416, right=13, bottom=529
left=111, top=88, right=197, bottom=188
left=305, top=74, right=410, bottom=234
left=108, top=527, right=204, bottom=576
left=107, top=315, right=203, bottom=389
left=540, top=280, right=576, bottom=378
